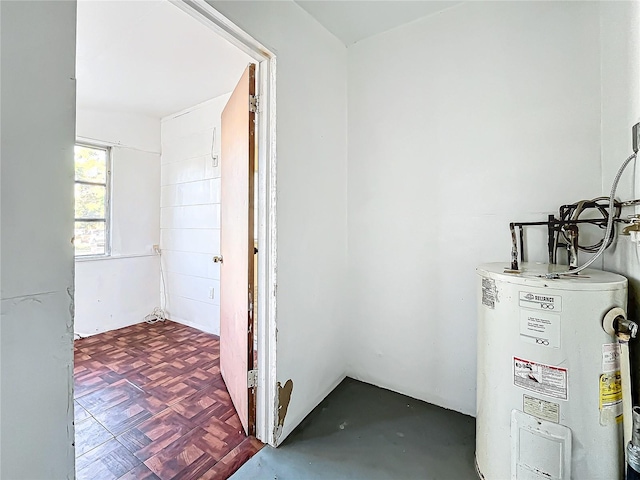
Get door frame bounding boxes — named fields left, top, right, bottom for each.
left=171, top=0, right=277, bottom=445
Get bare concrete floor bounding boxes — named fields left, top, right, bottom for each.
left=231, top=377, right=477, bottom=479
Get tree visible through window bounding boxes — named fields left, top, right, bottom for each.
left=74, top=144, right=110, bottom=256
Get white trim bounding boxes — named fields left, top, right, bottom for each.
left=75, top=136, right=115, bottom=149
left=172, top=0, right=278, bottom=446
left=258, top=48, right=278, bottom=448
left=170, top=0, right=272, bottom=62
left=74, top=142, right=112, bottom=258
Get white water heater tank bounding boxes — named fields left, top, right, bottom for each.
left=476, top=262, right=628, bottom=480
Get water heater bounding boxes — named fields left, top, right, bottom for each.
left=476, top=262, right=628, bottom=479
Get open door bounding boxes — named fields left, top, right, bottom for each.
left=219, top=64, right=256, bottom=436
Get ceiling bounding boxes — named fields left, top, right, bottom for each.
left=76, top=1, right=461, bottom=117
left=295, top=1, right=463, bottom=46
left=76, top=0, right=253, bottom=118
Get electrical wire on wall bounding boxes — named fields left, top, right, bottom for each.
left=145, top=246, right=167, bottom=324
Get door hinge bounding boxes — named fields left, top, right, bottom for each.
left=248, top=369, right=258, bottom=388
left=249, top=95, right=259, bottom=113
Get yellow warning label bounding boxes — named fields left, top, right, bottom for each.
left=600, top=371, right=622, bottom=409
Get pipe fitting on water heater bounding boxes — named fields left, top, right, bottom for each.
left=623, top=216, right=640, bottom=245
left=603, top=307, right=638, bottom=463
left=602, top=308, right=637, bottom=340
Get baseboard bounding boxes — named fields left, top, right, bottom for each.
left=74, top=317, right=145, bottom=339
left=75, top=316, right=219, bottom=339
left=167, top=316, right=219, bottom=336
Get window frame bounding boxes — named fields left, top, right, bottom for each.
left=74, top=142, right=112, bottom=258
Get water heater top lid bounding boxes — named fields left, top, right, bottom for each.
left=476, top=262, right=627, bottom=291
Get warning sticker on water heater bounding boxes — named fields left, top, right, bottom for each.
left=513, top=357, right=568, bottom=400
left=602, top=343, right=621, bottom=373
left=482, top=278, right=496, bottom=309
left=523, top=395, right=560, bottom=423
left=599, top=371, right=622, bottom=426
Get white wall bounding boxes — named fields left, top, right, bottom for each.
left=209, top=1, right=348, bottom=444
left=160, top=95, right=230, bottom=335
left=346, top=1, right=603, bottom=416
left=74, top=108, right=161, bottom=336
left=1, top=1, right=76, bottom=477
left=601, top=0, right=640, bottom=293
left=599, top=1, right=640, bottom=400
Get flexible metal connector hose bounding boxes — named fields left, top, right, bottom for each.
left=627, top=407, right=640, bottom=478
left=545, top=152, right=637, bottom=279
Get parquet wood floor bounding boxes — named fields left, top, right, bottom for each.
left=74, top=321, right=263, bottom=480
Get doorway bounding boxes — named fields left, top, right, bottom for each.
left=72, top=0, right=276, bottom=477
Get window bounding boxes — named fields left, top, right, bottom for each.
left=74, top=144, right=110, bottom=256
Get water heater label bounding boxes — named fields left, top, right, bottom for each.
left=514, top=357, right=568, bottom=400
left=523, top=395, right=560, bottom=423
left=482, top=278, right=496, bottom=309
left=599, top=371, right=622, bottom=426
left=519, top=291, right=562, bottom=312
left=519, top=310, right=561, bottom=348
left=602, top=343, right=621, bottom=373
